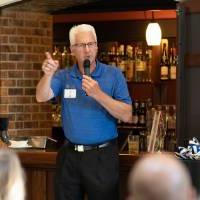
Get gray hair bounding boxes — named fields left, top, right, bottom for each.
left=69, top=24, right=97, bottom=46
left=0, top=150, right=25, bottom=200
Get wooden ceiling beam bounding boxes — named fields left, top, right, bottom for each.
left=53, top=10, right=176, bottom=23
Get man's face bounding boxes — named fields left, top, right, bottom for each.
left=70, top=31, right=98, bottom=67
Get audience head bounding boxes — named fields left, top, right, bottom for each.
left=0, top=150, right=25, bottom=200
left=128, top=153, right=197, bottom=200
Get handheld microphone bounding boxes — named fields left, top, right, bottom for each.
left=83, top=59, right=90, bottom=76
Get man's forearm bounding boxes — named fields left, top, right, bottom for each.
left=36, top=75, right=53, bottom=102
left=93, top=90, right=132, bottom=123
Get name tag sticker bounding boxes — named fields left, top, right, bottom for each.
left=64, top=89, right=76, bottom=98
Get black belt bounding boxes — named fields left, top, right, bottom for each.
left=67, top=139, right=117, bottom=152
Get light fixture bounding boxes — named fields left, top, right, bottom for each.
left=0, top=0, right=22, bottom=7
left=146, top=11, right=162, bottom=46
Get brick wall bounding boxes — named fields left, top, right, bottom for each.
left=0, top=10, right=53, bottom=137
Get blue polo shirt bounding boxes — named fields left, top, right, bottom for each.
left=51, top=60, right=132, bottom=145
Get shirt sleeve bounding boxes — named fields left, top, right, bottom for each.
left=113, top=68, right=132, bottom=104
left=50, top=70, right=64, bottom=97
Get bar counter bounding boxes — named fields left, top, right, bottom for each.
left=16, top=149, right=139, bottom=200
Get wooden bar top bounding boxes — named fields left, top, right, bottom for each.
left=16, top=149, right=139, bottom=169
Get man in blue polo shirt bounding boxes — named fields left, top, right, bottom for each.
left=36, top=24, right=132, bottom=200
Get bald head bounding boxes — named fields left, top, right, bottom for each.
left=128, top=153, right=196, bottom=200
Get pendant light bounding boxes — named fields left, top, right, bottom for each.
left=146, top=11, right=162, bottom=46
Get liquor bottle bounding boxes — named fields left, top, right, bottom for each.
left=135, top=45, right=145, bottom=82
left=160, top=43, right=169, bottom=80
left=126, top=45, right=134, bottom=82
left=52, top=46, right=62, bottom=68
left=169, top=46, right=177, bottom=80
left=132, top=100, right=139, bottom=126
left=61, top=46, right=69, bottom=68
left=145, top=98, right=153, bottom=132
left=138, top=101, right=146, bottom=127
left=146, top=47, right=152, bottom=82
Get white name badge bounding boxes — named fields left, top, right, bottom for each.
left=64, top=89, right=76, bottom=98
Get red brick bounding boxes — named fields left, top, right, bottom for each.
left=24, top=105, right=39, bottom=112
left=40, top=104, right=52, bottom=112
left=8, top=88, right=23, bottom=96
left=0, top=62, right=16, bottom=70
left=17, top=45, right=32, bottom=53
left=16, top=113, right=31, bottom=121
left=1, top=80, right=16, bottom=87
left=1, top=11, right=17, bottom=18
left=1, top=45, right=16, bottom=52
left=17, top=28, right=32, bottom=35
left=0, top=105, right=8, bottom=113
left=17, top=80, right=33, bottom=87
left=8, top=71, right=23, bottom=78
left=40, top=37, right=52, bottom=45
left=33, top=46, right=47, bottom=53
left=25, top=37, right=40, bottom=44
left=24, top=54, right=40, bottom=62
left=0, top=71, right=8, bottom=78
left=0, top=53, right=8, bottom=61
left=40, top=21, right=51, bottom=28
left=0, top=36, right=8, bottom=43
left=24, top=70, right=40, bottom=78
left=24, top=121, right=38, bottom=129
left=0, top=88, right=8, bottom=96
left=15, top=121, right=24, bottom=129
left=9, top=54, right=24, bottom=61
left=8, top=19, right=24, bottom=26
left=39, top=120, right=52, bottom=128
left=32, top=113, right=48, bottom=120
left=17, top=63, right=32, bottom=70
left=0, top=18, right=8, bottom=26
left=9, top=36, right=25, bottom=43
left=24, top=88, right=35, bottom=96
left=9, top=105, right=24, bottom=113
left=1, top=27, right=16, bottom=34
left=33, top=63, right=42, bottom=70
left=24, top=20, right=39, bottom=27
left=0, top=97, right=16, bottom=104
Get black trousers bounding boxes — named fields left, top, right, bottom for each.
left=55, top=142, right=119, bottom=200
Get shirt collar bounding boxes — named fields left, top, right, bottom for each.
left=69, top=60, right=102, bottom=79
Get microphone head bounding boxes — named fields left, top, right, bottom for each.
left=83, top=59, right=90, bottom=76
left=0, top=118, right=9, bottom=131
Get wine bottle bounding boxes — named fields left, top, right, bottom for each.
left=169, top=46, right=177, bottom=80
left=160, top=43, right=169, bottom=80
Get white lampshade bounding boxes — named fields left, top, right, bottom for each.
left=146, top=22, right=162, bottom=46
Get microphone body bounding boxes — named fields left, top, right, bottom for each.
left=83, top=59, right=90, bottom=76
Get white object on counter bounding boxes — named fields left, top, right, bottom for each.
left=9, top=140, right=32, bottom=148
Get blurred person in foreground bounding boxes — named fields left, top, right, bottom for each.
left=0, top=150, right=25, bottom=200
left=36, top=24, right=132, bottom=200
left=127, top=153, right=197, bottom=200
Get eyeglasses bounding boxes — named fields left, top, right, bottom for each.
left=72, top=42, right=97, bottom=49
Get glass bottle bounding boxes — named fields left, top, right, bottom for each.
left=126, top=45, right=134, bottom=82
left=160, top=43, right=169, bottom=80
left=52, top=46, right=62, bottom=68
left=135, top=45, right=145, bottom=82
left=61, top=46, right=69, bottom=68
left=169, top=46, right=177, bottom=80
left=132, top=100, right=139, bottom=126
left=138, top=101, right=146, bottom=127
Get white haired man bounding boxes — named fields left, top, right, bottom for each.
left=36, top=24, right=132, bottom=200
